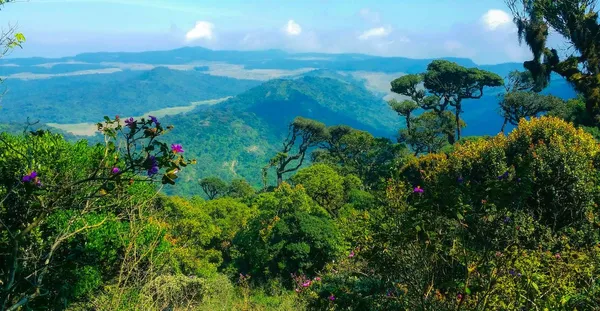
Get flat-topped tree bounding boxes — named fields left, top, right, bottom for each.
left=388, top=99, right=419, bottom=131
left=199, top=176, right=228, bottom=200
left=499, top=91, right=564, bottom=132
left=389, top=74, right=427, bottom=131
left=506, top=0, right=600, bottom=120
left=264, top=117, right=329, bottom=186
left=423, top=60, right=503, bottom=141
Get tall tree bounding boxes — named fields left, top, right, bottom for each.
left=506, top=0, right=600, bottom=119
left=389, top=74, right=427, bottom=131
left=499, top=91, right=563, bottom=132
left=263, top=117, right=329, bottom=186
left=423, top=60, right=504, bottom=141
left=199, top=177, right=228, bottom=200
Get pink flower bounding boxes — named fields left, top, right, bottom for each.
left=171, top=144, right=184, bottom=154
left=413, top=186, right=424, bottom=194
left=554, top=253, right=561, bottom=259
left=302, top=280, right=311, bottom=287
left=295, top=288, right=300, bottom=293
left=328, top=294, right=335, bottom=301
left=348, top=251, right=355, bottom=258
left=457, top=293, right=463, bottom=300
left=314, top=277, right=321, bottom=281
left=111, top=167, right=120, bottom=174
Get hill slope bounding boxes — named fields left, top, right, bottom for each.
left=161, top=75, right=398, bottom=195
left=0, top=67, right=261, bottom=124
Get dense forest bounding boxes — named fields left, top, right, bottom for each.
left=3, top=0, right=600, bottom=310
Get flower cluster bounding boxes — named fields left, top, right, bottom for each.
left=413, top=186, right=424, bottom=194
left=292, top=273, right=322, bottom=293
left=146, top=156, right=159, bottom=176
left=22, top=171, right=42, bottom=187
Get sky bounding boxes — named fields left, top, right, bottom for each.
left=1, top=0, right=537, bottom=64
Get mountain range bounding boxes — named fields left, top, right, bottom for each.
left=0, top=47, right=577, bottom=194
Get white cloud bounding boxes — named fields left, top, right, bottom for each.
left=481, top=9, right=512, bottom=31
left=358, top=27, right=391, bottom=40
left=185, top=21, right=214, bottom=42
left=285, top=20, right=302, bottom=36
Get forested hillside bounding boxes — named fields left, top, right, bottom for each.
left=3, top=0, right=600, bottom=310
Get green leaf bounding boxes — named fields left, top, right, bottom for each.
left=465, top=287, right=471, bottom=295
left=457, top=212, right=464, bottom=220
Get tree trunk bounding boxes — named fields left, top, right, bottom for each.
left=455, top=105, right=461, bottom=142
left=500, top=118, right=508, bottom=134
left=406, top=113, right=412, bottom=131
left=276, top=172, right=283, bottom=186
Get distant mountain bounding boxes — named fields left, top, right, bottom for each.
left=2, top=47, right=491, bottom=75
left=0, top=67, right=261, bottom=124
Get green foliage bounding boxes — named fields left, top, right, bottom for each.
left=264, top=117, right=330, bottom=186
left=498, top=91, right=564, bottom=131
left=506, top=0, right=600, bottom=119
left=227, top=178, right=256, bottom=199
left=0, top=68, right=261, bottom=124
left=0, top=116, right=192, bottom=310
left=232, top=183, right=345, bottom=283
left=200, top=176, right=229, bottom=200
left=291, top=164, right=345, bottom=216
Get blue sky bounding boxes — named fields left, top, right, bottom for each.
left=2, top=0, right=534, bottom=64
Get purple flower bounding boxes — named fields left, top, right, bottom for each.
left=509, top=269, right=516, bottom=276
left=146, top=156, right=159, bottom=176
left=111, top=167, right=121, bottom=174
left=517, top=273, right=522, bottom=277
left=498, top=171, right=509, bottom=180
left=171, top=144, right=184, bottom=154
left=413, top=186, right=424, bottom=194
left=302, top=280, right=311, bottom=287
left=124, top=117, right=135, bottom=127
left=148, top=115, right=159, bottom=125
left=328, top=294, right=335, bottom=301
left=22, top=171, right=38, bottom=183
left=504, top=216, right=511, bottom=224
left=457, top=293, right=463, bottom=300
left=457, top=176, right=464, bottom=183
left=147, top=166, right=159, bottom=176
left=348, top=251, right=355, bottom=258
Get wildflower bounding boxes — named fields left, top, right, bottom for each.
left=302, top=280, right=311, bottom=287
left=495, top=251, right=503, bottom=257
left=314, top=277, right=321, bottom=281
left=457, top=176, right=464, bottom=183
left=504, top=216, right=511, bottom=224
left=124, top=117, right=135, bottom=127
left=22, top=171, right=37, bottom=183
left=348, top=251, right=355, bottom=258
left=295, top=288, right=300, bottom=293
left=554, top=253, right=561, bottom=259
left=517, top=273, right=522, bottom=277
left=413, top=186, right=424, bottom=194
left=111, top=167, right=121, bottom=174
left=498, top=171, right=509, bottom=180
left=509, top=269, right=516, bottom=276
left=171, top=144, right=184, bottom=154
left=328, top=294, right=335, bottom=301
left=149, top=115, right=160, bottom=125
left=457, top=293, right=463, bottom=300
left=115, top=115, right=120, bottom=121
left=146, top=156, right=159, bottom=176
